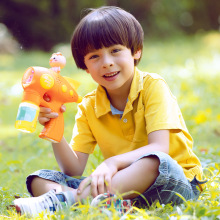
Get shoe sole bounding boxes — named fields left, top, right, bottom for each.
left=8, top=204, right=21, bottom=215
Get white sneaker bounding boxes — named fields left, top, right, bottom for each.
left=13, top=189, right=75, bottom=216
left=91, top=193, right=133, bottom=215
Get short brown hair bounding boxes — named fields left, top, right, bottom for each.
left=71, top=6, right=144, bottom=70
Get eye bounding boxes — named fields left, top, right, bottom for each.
left=112, top=48, right=121, bottom=53
left=89, top=55, right=98, bottom=60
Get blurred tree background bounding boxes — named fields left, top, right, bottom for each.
left=0, top=0, right=220, bottom=52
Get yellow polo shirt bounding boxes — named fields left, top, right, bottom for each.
left=70, top=68, right=203, bottom=181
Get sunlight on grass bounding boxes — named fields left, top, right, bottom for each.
left=0, top=125, right=19, bottom=139
left=0, top=32, right=220, bottom=219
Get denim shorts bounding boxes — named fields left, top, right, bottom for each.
left=26, top=151, right=205, bottom=208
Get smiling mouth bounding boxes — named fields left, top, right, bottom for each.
left=103, top=71, right=120, bottom=78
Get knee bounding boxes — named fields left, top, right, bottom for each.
left=31, top=176, right=44, bottom=186
left=110, top=156, right=160, bottom=198
left=30, top=177, right=47, bottom=197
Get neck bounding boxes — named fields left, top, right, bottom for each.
left=106, top=80, right=132, bottom=111
left=108, top=92, right=128, bottom=111
left=105, top=69, right=135, bottom=111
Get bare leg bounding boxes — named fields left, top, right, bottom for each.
left=31, top=156, right=159, bottom=201
left=31, top=177, right=73, bottom=196
left=111, top=156, right=159, bottom=199
left=31, top=177, right=90, bottom=202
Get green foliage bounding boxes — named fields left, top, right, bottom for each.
left=0, top=33, right=220, bottom=218
left=0, top=0, right=220, bottom=50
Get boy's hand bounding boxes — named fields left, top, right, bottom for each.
left=38, top=95, right=66, bottom=126
left=77, top=158, right=118, bottom=198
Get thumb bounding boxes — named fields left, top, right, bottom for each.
left=77, top=177, right=91, bottom=195
left=60, top=105, right=66, bottom=113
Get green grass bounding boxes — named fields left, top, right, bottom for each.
left=0, top=32, right=220, bottom=219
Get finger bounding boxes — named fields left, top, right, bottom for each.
left=40, top=107, right=51, bottom=114
left=104, top=176, right=112, bottom=193
left=38, top=117, right=50, bottom=125
left=41, top=112, right=59, bottom=118
left=97, top=176, right=105, bottom=195
left=38, top=112, right=58, bottom=125
left=90, top=176, right=98, bottom=198
left=77, top=177, right=91, bottom=195
left=60, top=105, right=66, bottom=113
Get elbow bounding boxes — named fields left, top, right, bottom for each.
left=164, top=148, right=169, bottom=155
left=163, top=143, right=169, bottom=154
left=62, top=170, right=83, bottom=177
left=162, top=144, right=169, bottom=155
left=154, top=143, right=169, bottom=155
left=61, top=167, right=84, bottom=177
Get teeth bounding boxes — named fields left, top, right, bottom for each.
left=104, top=71, right=119, bottom=77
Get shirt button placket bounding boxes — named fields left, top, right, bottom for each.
left=121, top=117, right=129, bottom=137
left=123, top=118, right=128, bottom=123
left=120, top=114, right=134, bottom=140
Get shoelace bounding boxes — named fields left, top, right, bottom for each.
left=21, top=190, right=63, bottom=215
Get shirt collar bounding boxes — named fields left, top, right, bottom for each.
left=124, top=67, right=145, bottom=115
left=95, top=85, right=111, bottom=118
left=95, top=67, right=146, bottom=118
left=128, top=67, right=144, bottom=103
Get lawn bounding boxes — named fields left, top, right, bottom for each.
left=0, top=32, right=220, bottom=219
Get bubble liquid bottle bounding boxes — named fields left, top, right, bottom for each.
left=15, top=102, right=39, bottom=133
left=15, top=67, right=40, bottom=133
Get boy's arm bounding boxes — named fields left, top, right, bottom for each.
left=110, top=129, right=169, bottom=170
left=77, top=129, right=169, bottom=197
left=52, top=137, right=89, bottom=177
left=39, top=105, right=89, bottom=177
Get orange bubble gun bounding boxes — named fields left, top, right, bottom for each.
left=15, top=52, right=82, bottom=143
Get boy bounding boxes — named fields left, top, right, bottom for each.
left=14, top=6, right=205, bottom=216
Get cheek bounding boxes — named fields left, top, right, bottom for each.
left=119, top=56, right=132, bottom=64
left=90, top=74, right=101, bottom=84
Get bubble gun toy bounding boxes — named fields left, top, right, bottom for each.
left=15, top=52, right=82, bottom=143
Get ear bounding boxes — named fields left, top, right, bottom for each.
left=85, top=69, right=90, bottom=74
left=134, top=50, right=142, bottom=60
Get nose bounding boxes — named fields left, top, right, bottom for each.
left=102, top=53, right=114, bottom=68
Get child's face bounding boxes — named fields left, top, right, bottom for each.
left=84, top=45, right=141, bottom=94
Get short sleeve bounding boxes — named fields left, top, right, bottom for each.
left=69, top=103, right=97, bottom=154
left=144, top=79, right=183, bottom=134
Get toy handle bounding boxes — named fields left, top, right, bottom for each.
left=39, top=98, right=65, bottom=143
left=39, top=112, right=64, bottom=143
